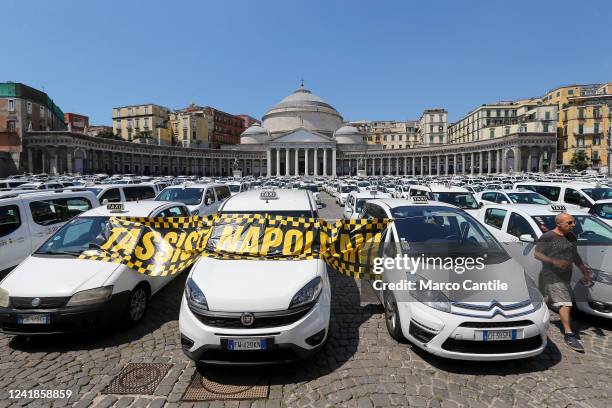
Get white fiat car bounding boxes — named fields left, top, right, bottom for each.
left=0, top=201, right=190, bottom=335
left=179, top=189, right=330, bottom=364
left=343, top=189, right=391, bottom=220
left=361, top=197, right=549, bottom=361
left=155, top=183, right=230, bottom=215
left=475, top=203, right=612, bottom=319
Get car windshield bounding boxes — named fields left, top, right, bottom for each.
left=391, top=206, right=508, bottom=261
left=355, top=198, right=372, bottom=213
left=507, top=192, right=550, bottom=204
left=429, top=192, right=479, bottom=209
left=582, top=188, right=612, bottom=201
left=341, top=185, right=358, bottom=193
left=228, top=185, right=241, bottom=193
left=531, top=215, right=612, bottom=244
left=301, top=185, right=319, bottom=193
left=357, top=182, right=369, bottom=187
left=34, top=217, right=114, bottom=256
left=155, top=188, right=204, bottom=205
left=592, top=203, right=612, bottom=220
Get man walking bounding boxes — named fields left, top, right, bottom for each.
left=534, top=212, right=591, bottom=352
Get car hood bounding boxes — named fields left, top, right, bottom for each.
left=416, top=257, right=530, bottom=304
left=190, top=258, right=321, bottom=312
left=1, top=255, right=121, bottom=297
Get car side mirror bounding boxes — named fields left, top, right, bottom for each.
left=519, top=234, right=535, bottom=243
left=479, top=202, right=484, bottom=208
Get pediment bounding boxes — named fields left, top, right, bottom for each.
left=270, top=128, right=334, bottom=144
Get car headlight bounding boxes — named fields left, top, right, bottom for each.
left=408, top=275, right=451, bottom=313
left=592, top=268, right=612, bottom=285
left=289, top=277, right=323, bottom=309
left=524, top=273, right=543, bottom=310
left=66, top=286, right=113, bottom=306
left=185, top=278, right=208, bottom=310
left=0, top=287, right=9, bottom=308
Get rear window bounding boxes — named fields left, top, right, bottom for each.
left=124, top=186, right=156, bottom=201
left=0, top=205, right=21, bottom=237
left=29, top=197, right=93, bottom=226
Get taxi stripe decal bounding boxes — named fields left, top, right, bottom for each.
left=78, top=214, right=390, bottom=280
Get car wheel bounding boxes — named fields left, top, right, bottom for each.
left=383, top=290, right=405, bottom=341
left=125, top=284, right=150, bottom=325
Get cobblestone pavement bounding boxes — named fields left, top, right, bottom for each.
left=0, top=193, right=611, bottom=408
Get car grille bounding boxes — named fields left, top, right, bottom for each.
left=441, top=336, right=542, bottom=354
left=9, top=297, right=70, bottom=309
left=458, top=320, right=534, bottom=328
left=192, top=306, right=313, bottom=329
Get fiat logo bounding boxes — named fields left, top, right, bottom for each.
left=240, top=312, right=255, bottom=326
left=31, top=298, right=41, bottom=307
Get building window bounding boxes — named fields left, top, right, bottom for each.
left=578, top=124, right=584, bottom=134
left=505, top=126, right=510, bottom=135
left=7, top=120, right=16, bottom=132
left=578, top=108, right=585, bottom=119
left=429, top=125, right=434, bottom=132
left=486, top=110, right=491, bottom=117
left=489, top=128, right=495, bottom=139
left=144, top=106, right=149, bottom=114
left=564, top=125, right=568, bottom=136
left=26, top=102, right=32, bottom=114
left=127, top=119, right=132, bottom=128
left=577, top=137, right=584, bottom=147
left=496, top=109, right=501, bottom=117
left=568, top=89, right=574, bottom=95
left=556, top=91, right=560, bottom=97
left=135, top=119, right=140, bottom=128
left=128, top=107, right=133, bottom=116
left=8, top=99, right=15, bottom=112
left=594, top=136, right=600, bottom=145
left=543, top=124, right=549, bottom=133
left=40, top=106, right=45, bottom=117
left=545, top=111, right=550, bottom=120
left=144, top=118, right=149, bottom=128
left=563, top=139, right=568, bottom=149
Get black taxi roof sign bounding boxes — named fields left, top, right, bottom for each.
left=260, top=190, right=279, bottom=200
left=550, top=204, right=567, bottom=212
left=107, top=203, right=125, bottom=213
left=411, top=196, right=429, bottom=204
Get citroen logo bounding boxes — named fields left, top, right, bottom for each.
left=31, top=298, right=41, bottom=307
left=240, top=312, right=255, bottom=326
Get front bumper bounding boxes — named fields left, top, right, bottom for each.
left=398, top=301, right=549, bottom=361
left=0, top=291, right=130, bottom=335
left=179, top=292, right=331, bottom=365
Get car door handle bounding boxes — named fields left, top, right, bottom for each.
left=33, top=232, right=45, bottom=237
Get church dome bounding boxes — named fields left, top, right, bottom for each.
left=262, top=84, right=343, bottom=136
left=334, top=125, right=363, bottom=144
left=240, top=124, right=269, bottom=144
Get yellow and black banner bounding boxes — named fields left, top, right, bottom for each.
left=78, top=214, right=391, bottom=280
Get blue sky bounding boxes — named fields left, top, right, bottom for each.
left=2, top=0, right=611, bottom=125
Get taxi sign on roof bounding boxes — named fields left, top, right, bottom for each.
left=411, top=196, right=428, bottom=204
left=107, top=203, right=125, bottom=212
left=260, top=190, right=279, bottom=200
left=550, top=204, right=567, bottom=212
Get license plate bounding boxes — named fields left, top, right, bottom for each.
left=227, top=338, right=267, bottom=351
left=478, top=329, right=517, bottom=341
left=17, top=314, right=50, bottom=325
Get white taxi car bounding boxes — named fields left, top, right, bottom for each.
left=0, top=190, right=99, bottom=278
left=155, top=183, right=230, bottom=215
left=179, top=189, right=330, bottom=364
left=335, top=184, right=359, bottom=206
left=475, top=203, right=612, bottom=319
left=361, top=197, right=549, bottom=360
left=343, top=189, right=391, bottom=220
left=0, top=201, right=190, bottom=335
left=425, top=184, right=481, bottom=211
left=478, top=190, right=550, bottom=205
left=588, top=199, right=612, bottom=227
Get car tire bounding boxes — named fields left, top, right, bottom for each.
left=383, top=290, right=405, bottom=341
left=124, top=284, right=150, bottom=326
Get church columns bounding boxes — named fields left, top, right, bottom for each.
left=305, top=149, right=309, bottom=176
left=323, top=149, right=327, bottom=176
left=285, top=148, right=290, bottom=176
left=313, top=148, right=318, bottom=176
left=294, top=148, right=299, bottom=176
left=332, top=149, right=336, bottom=177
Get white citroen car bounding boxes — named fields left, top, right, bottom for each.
left=0, top=201, right=190, bottom=335
left=179, top=189, right=330, bottom=364
left=475, top=203, right=612, bottom=319
left=361, top=197, right=549, bottom=361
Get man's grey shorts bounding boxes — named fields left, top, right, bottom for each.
left=546, top=281, right=573, bottom=307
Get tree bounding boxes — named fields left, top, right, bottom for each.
left=570, top=150, right=589, bottom=171
left=97, top=130, right=122, bottom=140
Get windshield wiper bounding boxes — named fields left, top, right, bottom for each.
left=34, top=250, right=83, bottom=256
